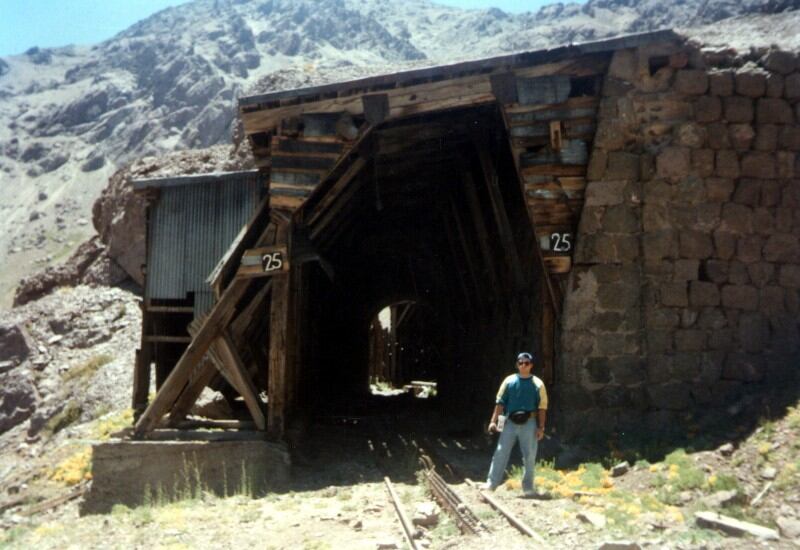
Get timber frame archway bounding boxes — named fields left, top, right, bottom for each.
left=132, top=30, right=681, bottom=440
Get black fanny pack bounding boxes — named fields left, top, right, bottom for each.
left=509, top=411, right=531, bottom=425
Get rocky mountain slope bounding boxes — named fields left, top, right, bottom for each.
left=0, top=0, right=794, bottom=306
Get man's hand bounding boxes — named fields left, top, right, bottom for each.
left=536, top=427, right=545, bottom=441
left=488, top=421, right=498, bottom=434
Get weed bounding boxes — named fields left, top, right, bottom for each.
left=111, top=504, right=131, bottom=516
left=43, top=403, right=83, bottom=434
left=63, top=354, right=113, bottom=382
left=49, top=447, right=92, bottom=485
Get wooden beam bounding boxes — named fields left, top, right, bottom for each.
left=306, top=156, right=368, bottom=228
left=268, top=223, right=291, bottom=438
left=144, top=335, right=192, bottom=344
left=215, top=331, right=267, bottom=431
left=473, top=142, right=526, bottom=291
left=463, top=170, right=500, bottom=293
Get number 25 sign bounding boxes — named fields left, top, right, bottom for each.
left=238, top=245, right=290, bottom=278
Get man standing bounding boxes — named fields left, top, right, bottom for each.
left=484, top=352, right=548, bottom=496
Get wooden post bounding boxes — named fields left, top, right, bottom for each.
left=268, top=222, right=291, bottom=438
left=216, top=331, right=267, bottom=431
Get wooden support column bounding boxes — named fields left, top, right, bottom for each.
left=267, top=222, right=291, bottom=438
left=132, top=302, right=152, bottom=419
left=216, top=331, right=267, bottom=430
left=167, top=359, right=218, bottom=426
left=473, top=142, right=526, bottom=291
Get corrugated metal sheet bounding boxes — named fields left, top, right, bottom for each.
left=145, top=172, right=264, bottom=317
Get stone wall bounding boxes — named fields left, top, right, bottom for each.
left=559, top=39, right=800, bottom=440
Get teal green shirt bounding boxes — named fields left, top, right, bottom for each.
left=496, top=374, right=548, bottom=413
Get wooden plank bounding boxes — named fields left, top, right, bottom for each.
left=133, top=276, right=251, bottom=435
left=242, top=59, right=580, bottom=135
left=268, top=223, right=291, bottom=438
left=307, top=157, right=369, bottom=239
left=144, top=335, right=192, bottom=344
left=132, top=347, right=151, bottom=417
left=269, top=194, right=305, bottom=210
left=543, top=256, right=572, bottom=274
left=167, top=359, right=218, bottom=426
left=521, top=164, right=586, bottom=178
left=145, top=306, right=194, bottom=314
left=215, top=331, right=267, bottom=431
left=474, top=143, right=526, bottom=290
left=142, top=429, right=268, bottom=442
left=236, top=245, right=290, bottom=278
left=463, top=170, right=500, bottom=292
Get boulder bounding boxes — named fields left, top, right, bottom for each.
left=0, top=370, right=37, bottom=433
left=0, top=323, right=33, bottom=364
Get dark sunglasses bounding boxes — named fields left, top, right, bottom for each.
left=517, top=360, right=532, bottom=365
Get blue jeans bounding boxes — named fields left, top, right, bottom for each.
left=487, top=417, right=538, bottom=491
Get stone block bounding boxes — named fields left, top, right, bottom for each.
left=755, top=124, right=779, bottom=150
left=605, top=152, right=640, bottom=180
left=747, top=262, right=775, bottom=288
left=643, top=178, right=675, bottom=202
left=756, top=98, right=793, bottom=124
left=648, top=330, right=673, bottom=353
left=657, top=146, right=691, bottom=181
left=732, top=178, right=762, bottom=206
left=593, top=386, right=633, bottom=408
left=777, top=152, right=795, bottom=178
left=709, top=70, right=734, bottom=96
left=648, top=383, right=692, bottom=410
left=677, top=177, right=706, bottom=205
left=690, top=280, right=721, bottom=306
left=750, top=208, right=775, bottom=237
left=695, top=203, right=722, bottom=232
left=704, top=259, right=729, bottom=283
left=766, top=73, right=785, bottom=98
left=785, top=73, right=800, bottom=99
left=660, top=282, right=688, bottom=307
left=82, top=439, right=291, bottom=514
left=713, top=230, right=737, bottom=260
left=723, top=96, right=754, bottom=122
left=704, top=178, right=733, bottom=202
left=728, top=261, right=750, bottom=285
left=775, top=207, right=794, bottom=233
left=585, top=357, right=612, bottom=384
left=786, top=288, right=799, bottom=313
left=778, top=264, right=800, bottom=288
left=680, top=308, right=699, bottom=328
left=728, top=124, right=755, bottom=150
left=699, top=351, right=725, bottom=383
left=721, top=284, right=759, bottom=310
left=680, top=230, right=714, bottom=259
left=674, top=259, right=700, bottom=281
left=722, top=353, right=764, bottom=382
left=763, top=233, right=800, bottom=263
left=760, top=50, right=797, bottom=75
left=735, top=67, right=768, bottom=97
left=675, top=69, right=709, bottom=95
left=596, top=333, right=640, bottom=356
left=675, top=329, right=706, bottom=351
left=697, top=307, right=728, bottom=329
left=587, top=149, right=607, bottom=180
left=608, top=49, right=638, bottom=82
left=676, top=122, right=707, bottom=148
left=643, top=230, right=677, bottom=260
left=695, top=95, right=722, bottom=122
left=584, top=180, right=626, bottom=206
left=646, top=305, right=680, bottom=328
left=610, top=356, right=646, bottom=385
left=760, top=285, right=785, bottom=314
left=738, top=312, right=766, bottom=353
left=720, top=204, right=753, bottom=234
left=708, top=328, right=733, bottom=349
left=784, top=183, right=800, bottom=208
left=761, top=181, right=781, bottom=207
left=640, top=153, right=655, bottom=181
left=740, top=152, right=776, bottom=178
left=647, top=355, right=672, bottom=383
left=603, top=204, right=639, bottom=233
left=778, top=126, right=800, bottom=151
left=736, top=235, right=763, bottom=264
left=691, top=149, right=715, bottom=177
left=715, top=150, right=740, bottom=178
left=595, top=119, right=628, bottom=150
left=707, top=122, right=731, bottom=149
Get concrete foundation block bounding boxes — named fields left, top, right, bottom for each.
left=81, top=439, right=290, bottom=515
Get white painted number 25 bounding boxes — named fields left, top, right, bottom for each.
left=550, top=233, right=572, bottom=253
left=261, top=252, right=283, bottom=272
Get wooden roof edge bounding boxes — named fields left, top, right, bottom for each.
left=238, top=29, right=682, bottom=112
left=132, top=170, right=265, bottom=191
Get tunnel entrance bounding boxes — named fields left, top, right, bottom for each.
left=368, top=301, right=441, bottom=398
left=295, top=106, right=547, bottom=430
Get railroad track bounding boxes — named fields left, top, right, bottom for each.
left=365, top=425, right=549, bottom=548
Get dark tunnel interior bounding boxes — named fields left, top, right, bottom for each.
left=293, top=105, right=547, bottom=430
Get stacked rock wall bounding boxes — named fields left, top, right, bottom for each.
left=559, top=38, right=800, bottom=439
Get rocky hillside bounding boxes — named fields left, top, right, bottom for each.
left=0, top=0, right=794, bottom=306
